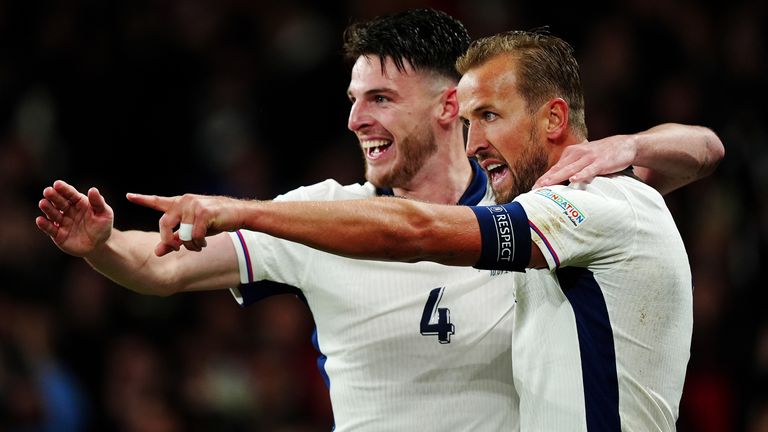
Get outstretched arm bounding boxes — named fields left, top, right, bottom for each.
left=126, top=193, right=549, bottom=269
left=36, top=180, right=239, bottom=296
left=534, top=123, right=724, bottom=195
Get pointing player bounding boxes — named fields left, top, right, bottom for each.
left=38, top=12, right=722, bottom=432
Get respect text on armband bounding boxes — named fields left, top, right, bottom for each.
left=493, top=212, right=515, bottom=262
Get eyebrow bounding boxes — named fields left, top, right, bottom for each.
left=471, top=104, right=494, bottom=115
left=347, top=87, right=400, bottom=99
left=460, top=103, right=494, bottom=118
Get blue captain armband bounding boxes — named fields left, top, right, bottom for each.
left=470, top=202, right=531, bottom=272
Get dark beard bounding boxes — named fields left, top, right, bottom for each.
left=365, top=127, right=438, bottom=189
left=492, top=127, right=549, bottom=204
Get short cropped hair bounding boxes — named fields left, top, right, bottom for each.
left=343, top=8, right=470, bottom=81
left=457, top=30, right=588, bottom=138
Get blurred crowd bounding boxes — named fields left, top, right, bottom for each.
left=0, top=0, right=765, bottom=431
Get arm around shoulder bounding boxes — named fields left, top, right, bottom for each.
left=632, top=123, right=724, bottom=195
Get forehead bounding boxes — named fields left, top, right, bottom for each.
left=348, top=55, right=431, bottom=94
left=457, top=54, right=520, bottom=111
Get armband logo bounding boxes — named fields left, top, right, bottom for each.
left=492, top=212, right=514, bottom=262
left=535, top=188, right=587, bottom=227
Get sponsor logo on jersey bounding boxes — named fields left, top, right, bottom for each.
left=535, top=188, right=586, bottom=227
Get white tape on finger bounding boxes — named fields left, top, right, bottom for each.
left=179, top=223, right=194, bottom=241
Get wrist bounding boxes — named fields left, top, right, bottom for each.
left=626, top=132, right=645, bottom=167
left=234, top=198, right=261, bottom=232
left=84, top=227, right=116, bottom=260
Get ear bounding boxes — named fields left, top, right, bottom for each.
left=436, top=87, right=459, bottom=126
left=544, top=98, right=569, bottom=140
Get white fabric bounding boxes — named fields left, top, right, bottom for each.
left=512, top=174, right=692, bottom=431
left=230, top=179, right=519, bottom=431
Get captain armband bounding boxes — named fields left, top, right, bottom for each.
left=469, top=202, right=531, bottom=272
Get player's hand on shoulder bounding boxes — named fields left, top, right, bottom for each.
left=533, top=135, right=637, bottom=189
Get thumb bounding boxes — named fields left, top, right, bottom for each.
left=155, top=241, right=180, bottom=257
left=88, top=187, right=108, bottom=214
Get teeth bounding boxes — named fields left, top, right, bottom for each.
left=487, top=163, right=504, bottom=171
left=361, top=139, right=390, bottom=149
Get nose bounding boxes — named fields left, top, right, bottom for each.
left=348, top=100, right=371, bottom=132
left=465, top=124, right=488, bottom=158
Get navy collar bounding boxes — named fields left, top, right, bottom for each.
left=375, top=159, right=487, bottom=205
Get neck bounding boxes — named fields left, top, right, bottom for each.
left=392, top=126, right=473, bottom=205
left=547, top=132, right=587, bottom=170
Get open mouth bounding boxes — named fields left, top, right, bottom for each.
left=486, top=163, right=509, bottom=185
left=361, top=139, right=393, bottom=160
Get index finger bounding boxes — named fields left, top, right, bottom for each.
left=49, top=180, right=86, bottom=209
left=126, top=193, right=176, bottom=212
left=52, top=180, right=81, bottom=201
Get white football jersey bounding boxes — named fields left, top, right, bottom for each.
left=499, top=174, right=692, bottom=431
left=229, top=163, right=520, bottom=431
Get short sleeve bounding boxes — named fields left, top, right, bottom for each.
left=227, top=179, right=376, bottom=306
left=514, top=185, right=634, bottom=271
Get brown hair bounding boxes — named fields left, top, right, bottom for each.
left=456, top=30, right=587, bottom=138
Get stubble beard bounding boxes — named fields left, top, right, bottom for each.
left=492, top=127, right=549, bottom=204
left=365, top=127, right=439, bottom=190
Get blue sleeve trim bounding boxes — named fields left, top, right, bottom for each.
left=456, top=159, right=488, bottom=205
left=238, top=281, right=303, bottom=306
left=470, top=202, right=531, bottom=272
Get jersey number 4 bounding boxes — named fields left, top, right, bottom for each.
left=420, top=287, right=455, bottom=344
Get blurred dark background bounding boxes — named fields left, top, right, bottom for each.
left=1, top=0, right=766, bottom=431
